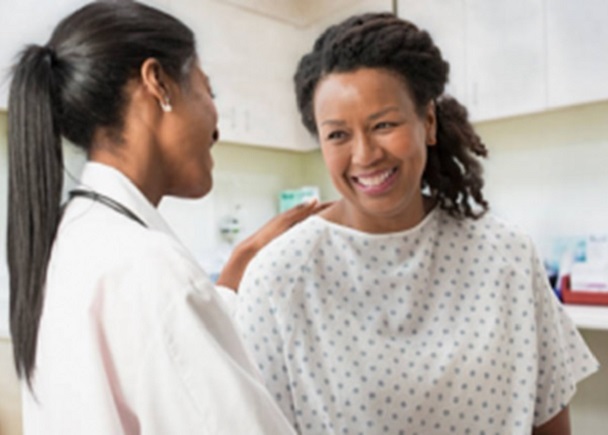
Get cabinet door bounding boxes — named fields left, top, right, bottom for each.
left=464, top=0, right=546, bottom=122
left=163, top=0, right=309, bottom=150
left=397, top=0, right=467, bottom=106
left=546, top=0, right=608, bottom=108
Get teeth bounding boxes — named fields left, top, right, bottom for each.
left=355, top=168, right=395, bottom=187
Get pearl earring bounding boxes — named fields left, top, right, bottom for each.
left=160, top=98, right=172, bottom=113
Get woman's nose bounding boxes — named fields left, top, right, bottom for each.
left=352, top=133, right=382, bottom=166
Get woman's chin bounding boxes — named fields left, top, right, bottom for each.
left=170, top=179, right=212, bottom=200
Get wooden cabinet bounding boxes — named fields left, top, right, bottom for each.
left=397, top=0, right=546, bottom=121
left=464, top=0, right=545, bottom=121
left=162, top=0, right=312, bottom=151
left=397, top=0, right=608, bottom=122
left=546, top=0, right=608, bottom=109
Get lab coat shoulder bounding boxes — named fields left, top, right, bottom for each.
left=56, top=205, right=205, bottom=306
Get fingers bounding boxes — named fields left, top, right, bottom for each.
left=282, top=201, right=317, bottom=223
left=244, top=200, right=335, bottom=255
left=269, top=200, right=314, bottom=231
left=312, top=201, right=333, bottom=214
left=289, top=199, right=334, bottom=219
left=281, top=200, right=333, bottom=229
left=294, top=198, right=331, bottom=211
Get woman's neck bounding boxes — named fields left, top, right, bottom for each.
left=88, top=133, right=165, bottom=207
left=321, top=195, right=435, bottom=234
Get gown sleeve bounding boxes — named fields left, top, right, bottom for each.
left=235, top=256, right=299, bottom=429
left=528, top=240, right=600, bottom=426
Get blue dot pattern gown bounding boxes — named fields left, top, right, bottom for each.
left=236, top=208, right=599, bottom=435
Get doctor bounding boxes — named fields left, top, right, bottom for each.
left=7, top=1, right=313, bottom=433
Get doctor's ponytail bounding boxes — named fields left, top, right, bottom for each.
left=8, top=44, right=64, bottom=384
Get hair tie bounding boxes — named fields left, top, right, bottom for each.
left=41, top=45, right=56, bottom=66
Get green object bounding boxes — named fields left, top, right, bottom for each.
left=279, top=186, right=320, bottom=212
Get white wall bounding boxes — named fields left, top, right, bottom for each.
left=479, top=101, right=608, bottom=257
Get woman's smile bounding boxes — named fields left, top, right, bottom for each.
left=350, top=166, right=399, bottom=195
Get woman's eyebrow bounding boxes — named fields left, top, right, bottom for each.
left=368, top=106, right=399, bottom=121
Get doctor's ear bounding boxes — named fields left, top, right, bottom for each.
left=140, top=58, right=173, bottom=112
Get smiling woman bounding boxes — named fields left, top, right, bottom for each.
left=235, top=12, right=599, bottom=435
left=313, top=68, right=436, bottom=233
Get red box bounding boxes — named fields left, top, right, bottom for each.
left=561, top=275, right=608, bottom=306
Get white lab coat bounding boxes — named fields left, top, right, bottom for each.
left=22, top=162, right=295, bottom=435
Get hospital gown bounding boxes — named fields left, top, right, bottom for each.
left=236, top=207, right=598, bottom=435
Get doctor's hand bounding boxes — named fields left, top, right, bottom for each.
left=216, top=199, right=331, bottom=291
left=244, top=199, right=330, bottom=253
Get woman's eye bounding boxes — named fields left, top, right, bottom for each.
left=327, top=131, right=346, bottom=141
left=375, top=121, right=395, bottom=130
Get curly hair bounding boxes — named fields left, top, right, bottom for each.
left=294, top=13, right=489, bottom=219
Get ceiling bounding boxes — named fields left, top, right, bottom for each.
left=217, top=0, right=369, bottom=27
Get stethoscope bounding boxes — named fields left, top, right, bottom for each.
left=68, top=189, right=147, bottom=228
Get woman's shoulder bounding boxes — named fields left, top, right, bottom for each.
left=438, top=209, right=535, bottom=257
left=248, top=216, right=329, bottom=272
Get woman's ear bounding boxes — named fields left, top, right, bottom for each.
left=140, top=58, right=172, bottom=112
left=425, top=101, right=437, bottom=146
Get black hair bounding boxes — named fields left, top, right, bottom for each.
left=294, top=13, right=489, bottom=219
left=7, top=0, right=195, bottom=384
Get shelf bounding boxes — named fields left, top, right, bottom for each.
left=563, top=304, right=608, bottom=331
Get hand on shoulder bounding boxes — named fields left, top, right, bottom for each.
left=216, top=199, right=332, bottom=291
